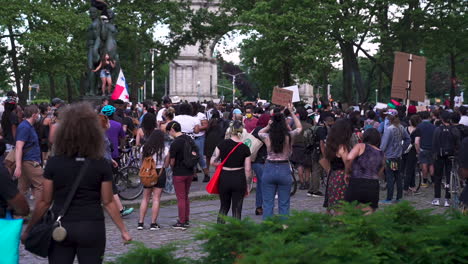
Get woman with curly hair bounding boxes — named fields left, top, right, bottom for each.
left=323, top=118, right=353, bottom=213
left=258, top=104, right=302, bottom=219
left=138, top=130, right=168, bottom=230
left=22, top=102, right=131, bottom=264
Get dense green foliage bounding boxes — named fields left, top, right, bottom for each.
left=108, top=202, right=468, bottom=264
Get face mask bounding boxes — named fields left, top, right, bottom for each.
left=246, top=113, right=252, bottom=119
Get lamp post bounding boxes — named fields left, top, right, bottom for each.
left=223, top=72, right=245, bottom=105
left=375, top=89, right=378, bottom=103
left=197, top=81, right=201, bottom=102
left=150, top=49, right=155, bottom=98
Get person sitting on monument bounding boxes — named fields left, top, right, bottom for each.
left=93, top=53, right=115, bottom=96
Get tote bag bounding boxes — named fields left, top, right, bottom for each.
left=0, top=211, right=23, bottom=264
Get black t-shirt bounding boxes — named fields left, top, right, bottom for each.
left=0, top=161, right=18, bottom=214
left=317, top=126, right=327, bottom=142
left=414, top=121, right=436, bottom=150
left=44, top=156, right=113, bottom=222
left=169, top=135, right=195, bottom=176
left=217, top=139, right=251, bottom=168
left=123, top=117, right=135, bottom=134
left=319, top=111, right=334, bottom=124
left=460, top=138, right=468, bottom=169
left=3, top=112, right=19, bottom=145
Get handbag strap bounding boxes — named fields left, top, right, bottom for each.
left=220, top=142, right=244, bottom=166
left=56, top=159, right=90, bottom=222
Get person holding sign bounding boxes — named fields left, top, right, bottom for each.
left=258, top=104, right=302, bottom=219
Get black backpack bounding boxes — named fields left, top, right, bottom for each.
left=182, top=136, right=200, bottom=169
left=455, top=124, right=468, bottom=140
left=438, top=125, right=456, bottom=157
left=304, top=126, right=322, bottom=161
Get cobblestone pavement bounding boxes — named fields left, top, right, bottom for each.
left=19, top=181, right=448, bottom=264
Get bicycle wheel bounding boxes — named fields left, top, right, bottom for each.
left=449, top=165, right=461, bottom=210
left=116, top=166, right=143, bottom=200
left=290, top=166, right=298, bottom=196
left=414, top=166, right=422, bottom=192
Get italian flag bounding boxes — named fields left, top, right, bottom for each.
left=111, top=69, right=130, bottom=102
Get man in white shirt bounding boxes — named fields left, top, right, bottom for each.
left=459, top=106, right=468, bottom=126
left=193, top=104, right=210, bottom=182
left=157, top=96, right=172, bottom=127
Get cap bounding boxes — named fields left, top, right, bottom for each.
left=51, top=98, right=64, bottom=106
left=408, top=105, right=417, bottom=114
left=233, top=108, right=242, bottom=115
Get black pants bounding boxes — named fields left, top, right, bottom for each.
left=402, top=148, right=417, bottom=190
left=434, top=156, right=452, bottom=199
left=218, top=169, right=246, bottom=224
left=48, top=220, right=106, bottom=264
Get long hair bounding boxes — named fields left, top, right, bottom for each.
left=1, top=102, right=16, bottom=135
left=228, top=120, right=244, bottom=137
left=142, top=129, right=165, bottom=161
left=207, top=110, right=221, bottom=132
left=141, top=113, right=156, bottom=137
left=53, top=102, right=104, bottom=159
left=269, top=113, right=290, bottom=153
left=325, top=119, right=352, bottom=161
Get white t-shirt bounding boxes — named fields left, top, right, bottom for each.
left=173, top=115, right=200, bottom=134
left=153, top=146, right=169, bottom=169
left=460, top=115, right=468, bottom=126
left=156, top=108, right=166, bottom=122
left=193, top=112, right=207, bottom=137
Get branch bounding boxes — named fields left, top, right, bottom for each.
left=354, top=15, right=375, bottom=57
left=0, top=33, right=23, bottom=39
left=353, top=43, right=392, bottom=80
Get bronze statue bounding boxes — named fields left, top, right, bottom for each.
left=86, top=7, right=101, bottom=95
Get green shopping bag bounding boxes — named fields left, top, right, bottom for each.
left=0, top=211, right=24, bottom=264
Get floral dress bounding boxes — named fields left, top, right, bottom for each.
left=323, top=157, right=347, bottom=209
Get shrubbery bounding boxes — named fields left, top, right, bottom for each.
left=108, top=202, right=468, bottom=264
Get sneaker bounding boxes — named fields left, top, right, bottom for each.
left=137, top=222, right=144, bottom=230
left=150, top=223, right=161, bottom=230
left=312, top=191, right=324, bottom=197
left=120, top=207, right=134, bottom=217
left=421, top=183, right=429, bottom=188
left=444, top=200, right=450, bottom=207
left=172, top=221, right=187, bottom=230
left=380, top=199, right=393, bottom=204
left=306, top=191, right=313, bottom=197
left=431, top=199, right=440, bottom=206
left=255, top=207, right=263, bottom=215
left=203, top=175, right=210, bottom=183
left=183, top=221, right=190, bottom=228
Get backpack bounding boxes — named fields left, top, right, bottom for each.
left=304, top=126, right=322, bottom=161
left=455, top=124, right=468, bottom=140
left=182, top=136, right=200, bottom=169
left=438, top=125, right=456, bottom=157
left=139, top=156, right=161, bottom=187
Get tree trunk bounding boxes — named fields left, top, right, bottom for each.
left=20, top=68, right=31, bottom=106
left=66, top=75, right=73, bottom=103
left=7, top=25, right=23, bottom=100
left=449, top=52, right=456, bottom=108
left=48, top=73, right=56, bottom=99
left=340, top=41, right=353, bottom=104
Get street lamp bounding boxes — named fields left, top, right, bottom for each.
left=375, top=89, right=378, bottom=103
left=223, top=72, right=245, bottom=105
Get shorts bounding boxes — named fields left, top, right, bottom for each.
left=418, top=149, right=433, bottom=165
left=290, top=145, right=311, bottom=167
left=143, top=169, right=167, bottom=189
left=344, top=178, right=379, bottom=209
left=100, top=70, right=111, bottom=78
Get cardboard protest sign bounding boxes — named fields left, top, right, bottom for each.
left=416, top=106, right=427, bottom=113
left=391, top=52, right=426, bottom=102
left=272, top=87, right=293, bottom=107
left=283, top=85, right=300, bottom=102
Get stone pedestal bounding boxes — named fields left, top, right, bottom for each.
left=169, top=0, right=220, bottom=102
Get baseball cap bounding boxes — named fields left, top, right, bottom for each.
left=51, top=98, right=64, bottom=106
left=233, top=108, right=242, bottom=115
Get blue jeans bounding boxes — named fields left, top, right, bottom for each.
left=262, top=162, right=292, bottom=220
left=194, top=135, right=207, bottom=169
left=252, top=163, right=264, bottom=208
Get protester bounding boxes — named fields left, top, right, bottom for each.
left=210, top=120, right=251, bottom=223
left=323, top=119, right=352, bottom=213
left=459, top=106, right=468, bottom=126
left=345, top=128, right=384, bottom=213
left=290, top=107, right=312, bottom=190
left=1, top=97, right=19, bottom=152
left=414, top=111, right=436, bottom=187
left=166, top=121, right=196, bottom=229
left=14, top=105, right=44, bottom=201
left=192, top=103, right=210, bottom=182
left=250, top=113, right=269, bottom=215
left=380, top=115, right=411, bottom=204
left=204, top=111, right=228, bottom=173
left=243, top=105, right=258, bottom=133
left=431, top=111, right=461, bottom=207
left=258, top=104, right=302, bottom=219
left=92, top=53, right=115, bottom=96
left=21, top=102, right=131, bottom=264
left=402, top=114, right=421, bottom=194
left=156, top=96, right=173, bottom=126
left=138, top=130, right=168, bottom=230
left=136, top=113, right=156, bottom=146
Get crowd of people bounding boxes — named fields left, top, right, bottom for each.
left=1, top=89, right=468, bottom=263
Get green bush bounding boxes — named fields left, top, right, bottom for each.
left=110, top=202, right=468, bottom=264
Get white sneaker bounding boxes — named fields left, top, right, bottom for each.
left=444, top=200, right=450, bottom=207
left=431, top=199, right=440, bottom=206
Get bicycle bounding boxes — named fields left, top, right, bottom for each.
left=115, top=165, right=143, bottom=200
left=448, top=157, right=463, bottom=211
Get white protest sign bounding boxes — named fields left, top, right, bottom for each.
left=282, top=85, right=300, bottom=103
left=374, top=102, right=387, bottom=110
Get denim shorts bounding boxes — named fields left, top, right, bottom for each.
left=100, top=70, right=111, bottom=78
left=418, top=149, right=433, bottom=165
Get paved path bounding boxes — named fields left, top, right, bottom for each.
left=19, top=181, right=446, bottom=263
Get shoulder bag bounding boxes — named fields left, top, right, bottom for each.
left=206, top=142, right=243, bottom=194
left=25, top=159, right=90, bottom=258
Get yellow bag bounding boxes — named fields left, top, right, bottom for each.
left=139, top=156, right=161, bottom=187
